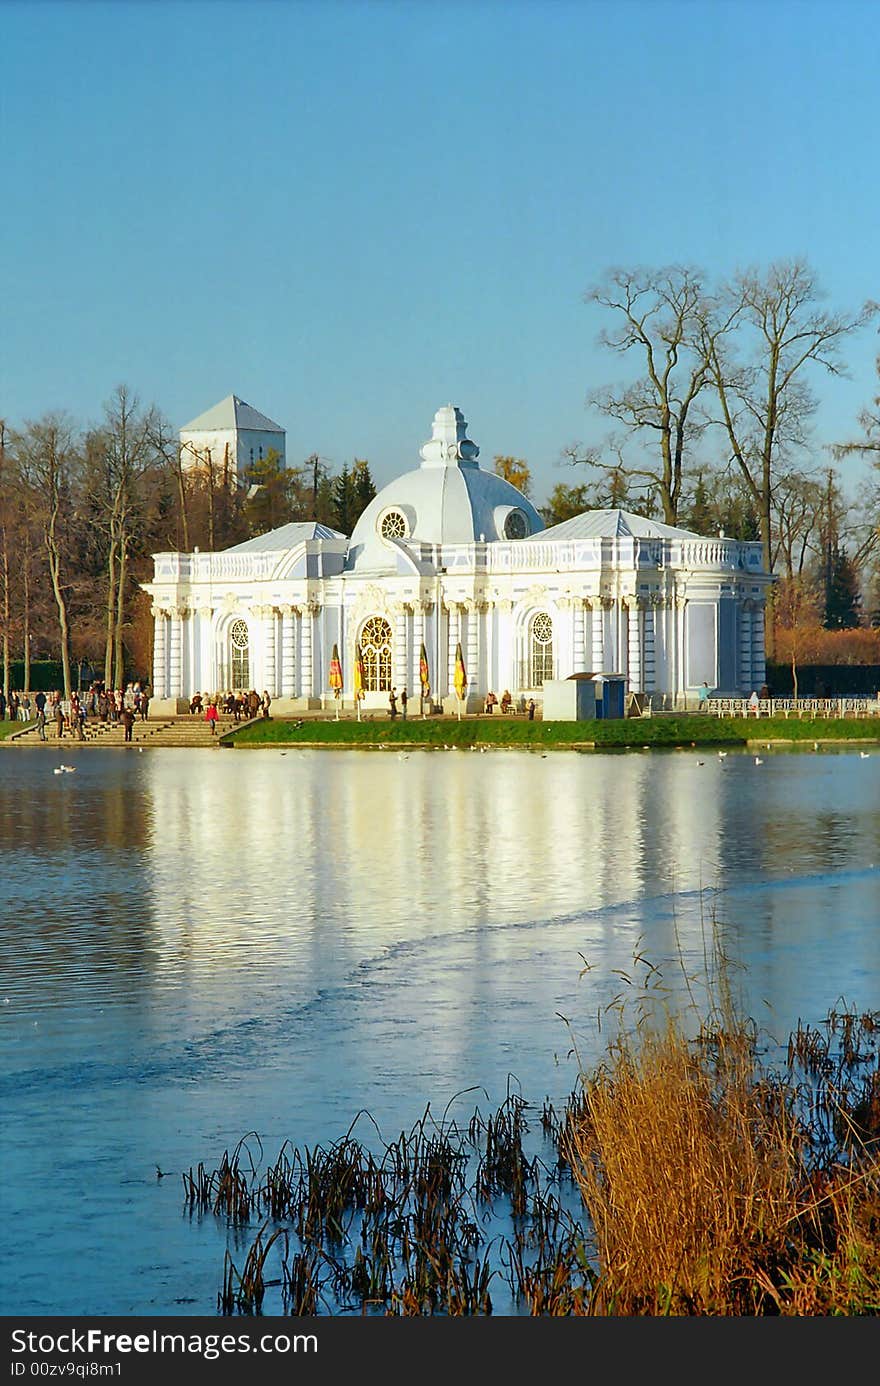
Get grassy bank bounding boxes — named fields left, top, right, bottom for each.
left=225, top=713, right=880, bottom=750
left=0, top=719, right=33, bottom=741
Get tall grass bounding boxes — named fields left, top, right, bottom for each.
left=563, top=932, right=880, bottom=1314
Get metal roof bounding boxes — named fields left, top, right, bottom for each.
left=530, top=508, right=701, bottom=541
left=223, top=522, right=345, bottom=554
left=181, top=395, right=285, bottom=434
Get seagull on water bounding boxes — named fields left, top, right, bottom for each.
left=860, top=751, right=870, bottom=759
left=718, top=750, right=728, bottom=759
left=755, top=756, right=764, bottom=766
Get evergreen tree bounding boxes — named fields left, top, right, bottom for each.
left=823, top=544, right=862, bottom=629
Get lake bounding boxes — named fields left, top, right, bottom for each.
left=2, top=743, right=879, bottom=1314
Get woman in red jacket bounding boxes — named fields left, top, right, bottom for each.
left=205, top=699, right=219, bottom=735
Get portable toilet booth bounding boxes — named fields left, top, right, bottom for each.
left=541, top=674, right=598, bottom=721
left=592, top=674, right=626, bottom=719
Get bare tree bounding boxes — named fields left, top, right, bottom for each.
left=771, top=467, right=825, bottom=579
left=708, top=261, right=875, bottom=577
left=88, top=386, right=162, bottom=690
left=581, top=266, right=723, bottom=524
left=13, top=415, right=81, bottom=699
left=832, top=342, right=880, bottom=571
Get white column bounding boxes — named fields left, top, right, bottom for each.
left=448, top=604, right=461, bottom=694
left=643, top=605, right=656, bottom=692
left=572, top=601, right=585, bottom=673
left=300, top=607, right=314, bottom=700
left=627, top=601, right=643, bottom=692
left=467, top=602, right=480, bottom=696
left=169, top=611, right=184, bottom=698
left=752, top=602, right=766, bottom=689
left=740, top=603, right=753, bottom=692
left=676, top=598, right=687, bottom=706
left=413, top=604, right=425, bottom=693
left=394, top=605, right=408, bottom=690
left=592, top=602, right=605, bottom=673
left=281, top=607, right=297, bottom=696
left=262, top=607, right=277, bottom=695
left=151, top=608, right=168, bottom=699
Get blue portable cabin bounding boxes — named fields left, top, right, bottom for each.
left=592, top=674, right=626, bottom=719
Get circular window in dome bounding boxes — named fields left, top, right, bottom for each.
left=503, top=509, right=529, bottom=540
left=379, top=509, right=408, bottom=540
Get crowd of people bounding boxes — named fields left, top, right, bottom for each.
left=1, top=681, right=151, bottom=741
left=190, top=690, right=272, bottom=724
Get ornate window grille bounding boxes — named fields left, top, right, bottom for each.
left=230, top=619, right=250, bottom=689
left=360, top=616, right=393, bottom=691
left=529, top=612, right=553, bottom=687
left=380, top=510, right=407, bottom=540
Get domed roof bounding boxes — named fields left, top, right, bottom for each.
left=344, top=405, right=544, bottom=573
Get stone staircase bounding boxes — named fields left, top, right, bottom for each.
left=8, top=715, right=260, bottom=748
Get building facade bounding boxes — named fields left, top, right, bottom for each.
left=143, top=404, right=771, bottom=715
left=179, top=394, right=287, bottom=479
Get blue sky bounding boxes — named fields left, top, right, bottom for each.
left=2, top=0, right=879, bottom=503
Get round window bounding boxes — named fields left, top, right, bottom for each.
left=504, top=509, right=528, bottom=540
left=380, top=509, right=407, bottom=540
left=230, top=619, right=249, bottom=650
left=532, top=612, right=553, bottom=644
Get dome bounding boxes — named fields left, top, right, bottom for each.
left=344, top=405, right=544, bottom=573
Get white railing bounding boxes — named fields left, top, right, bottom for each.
left=707, top=696, right=879, bottom=719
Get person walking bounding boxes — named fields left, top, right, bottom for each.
left=122, top=706, right=135, bottom=743
left=205, top=700, right=219, bottom=735
left=389, top=688, right=398, bottom=719
left=400, top=687, right=408, bottom=720
left=261, top=690, right=271, bottom=718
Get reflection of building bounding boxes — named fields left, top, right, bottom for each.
left=179, top=395, right=286, bottom=480
left=143, top=404, right=771, bottom=715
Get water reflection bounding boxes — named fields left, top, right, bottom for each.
left=1, top=745, right=880, bottom=1313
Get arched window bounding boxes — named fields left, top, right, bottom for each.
left=360, top=616, right=392, bottom=691
left=529, top=612, right=553, bottom=687
left=230, top=619, right=250, bottom=689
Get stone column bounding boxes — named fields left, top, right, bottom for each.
left=752, top=602, right=766, bottom=689
left=466, top=600, right=480, bottom=695
left=643, top=602, right=657, bottom=692
left=447, top=603, right=461, bottom=694
left=258, top=607, right=276, bottom=696
left=413, top=603, right=426, bottom=694
left=197, top=607, right=214, bottom=693
left=740, top=602, right=753, bottom=692
left=300, top=605, right=314, bottom=701
left=281, top=607, right=297, bottom=697
left=151, top=608, right=168, bottom=699
left=169, top=608, right=185, bottom=698
left=593, top=600, right=608, bottom=673
left=676, top=596, right=688, bottom=707
left=572, top=600, right=586, bottom=673
left=627, top=599, right=643, bottom=692
left=394, top=604, right=409, bottom=691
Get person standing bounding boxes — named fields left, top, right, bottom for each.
left=261, top=690, right=271, bottom=718
left=34, top=689, right=47, bottom=742
left=400, top=687, right=408, bottom=720
left=389, top=688, right=398, bottom=719
left=205, top=699, right=219, bottom=735
left=527, top=698, right=536, bottom=721
left=122, top=706, right=135, bottom=742
left=748, top=689, right=760, bottom=718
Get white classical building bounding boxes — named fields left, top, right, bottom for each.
left=142, top=404, right=771, bottom=716
left=179, top=394, right=287, bottom=478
